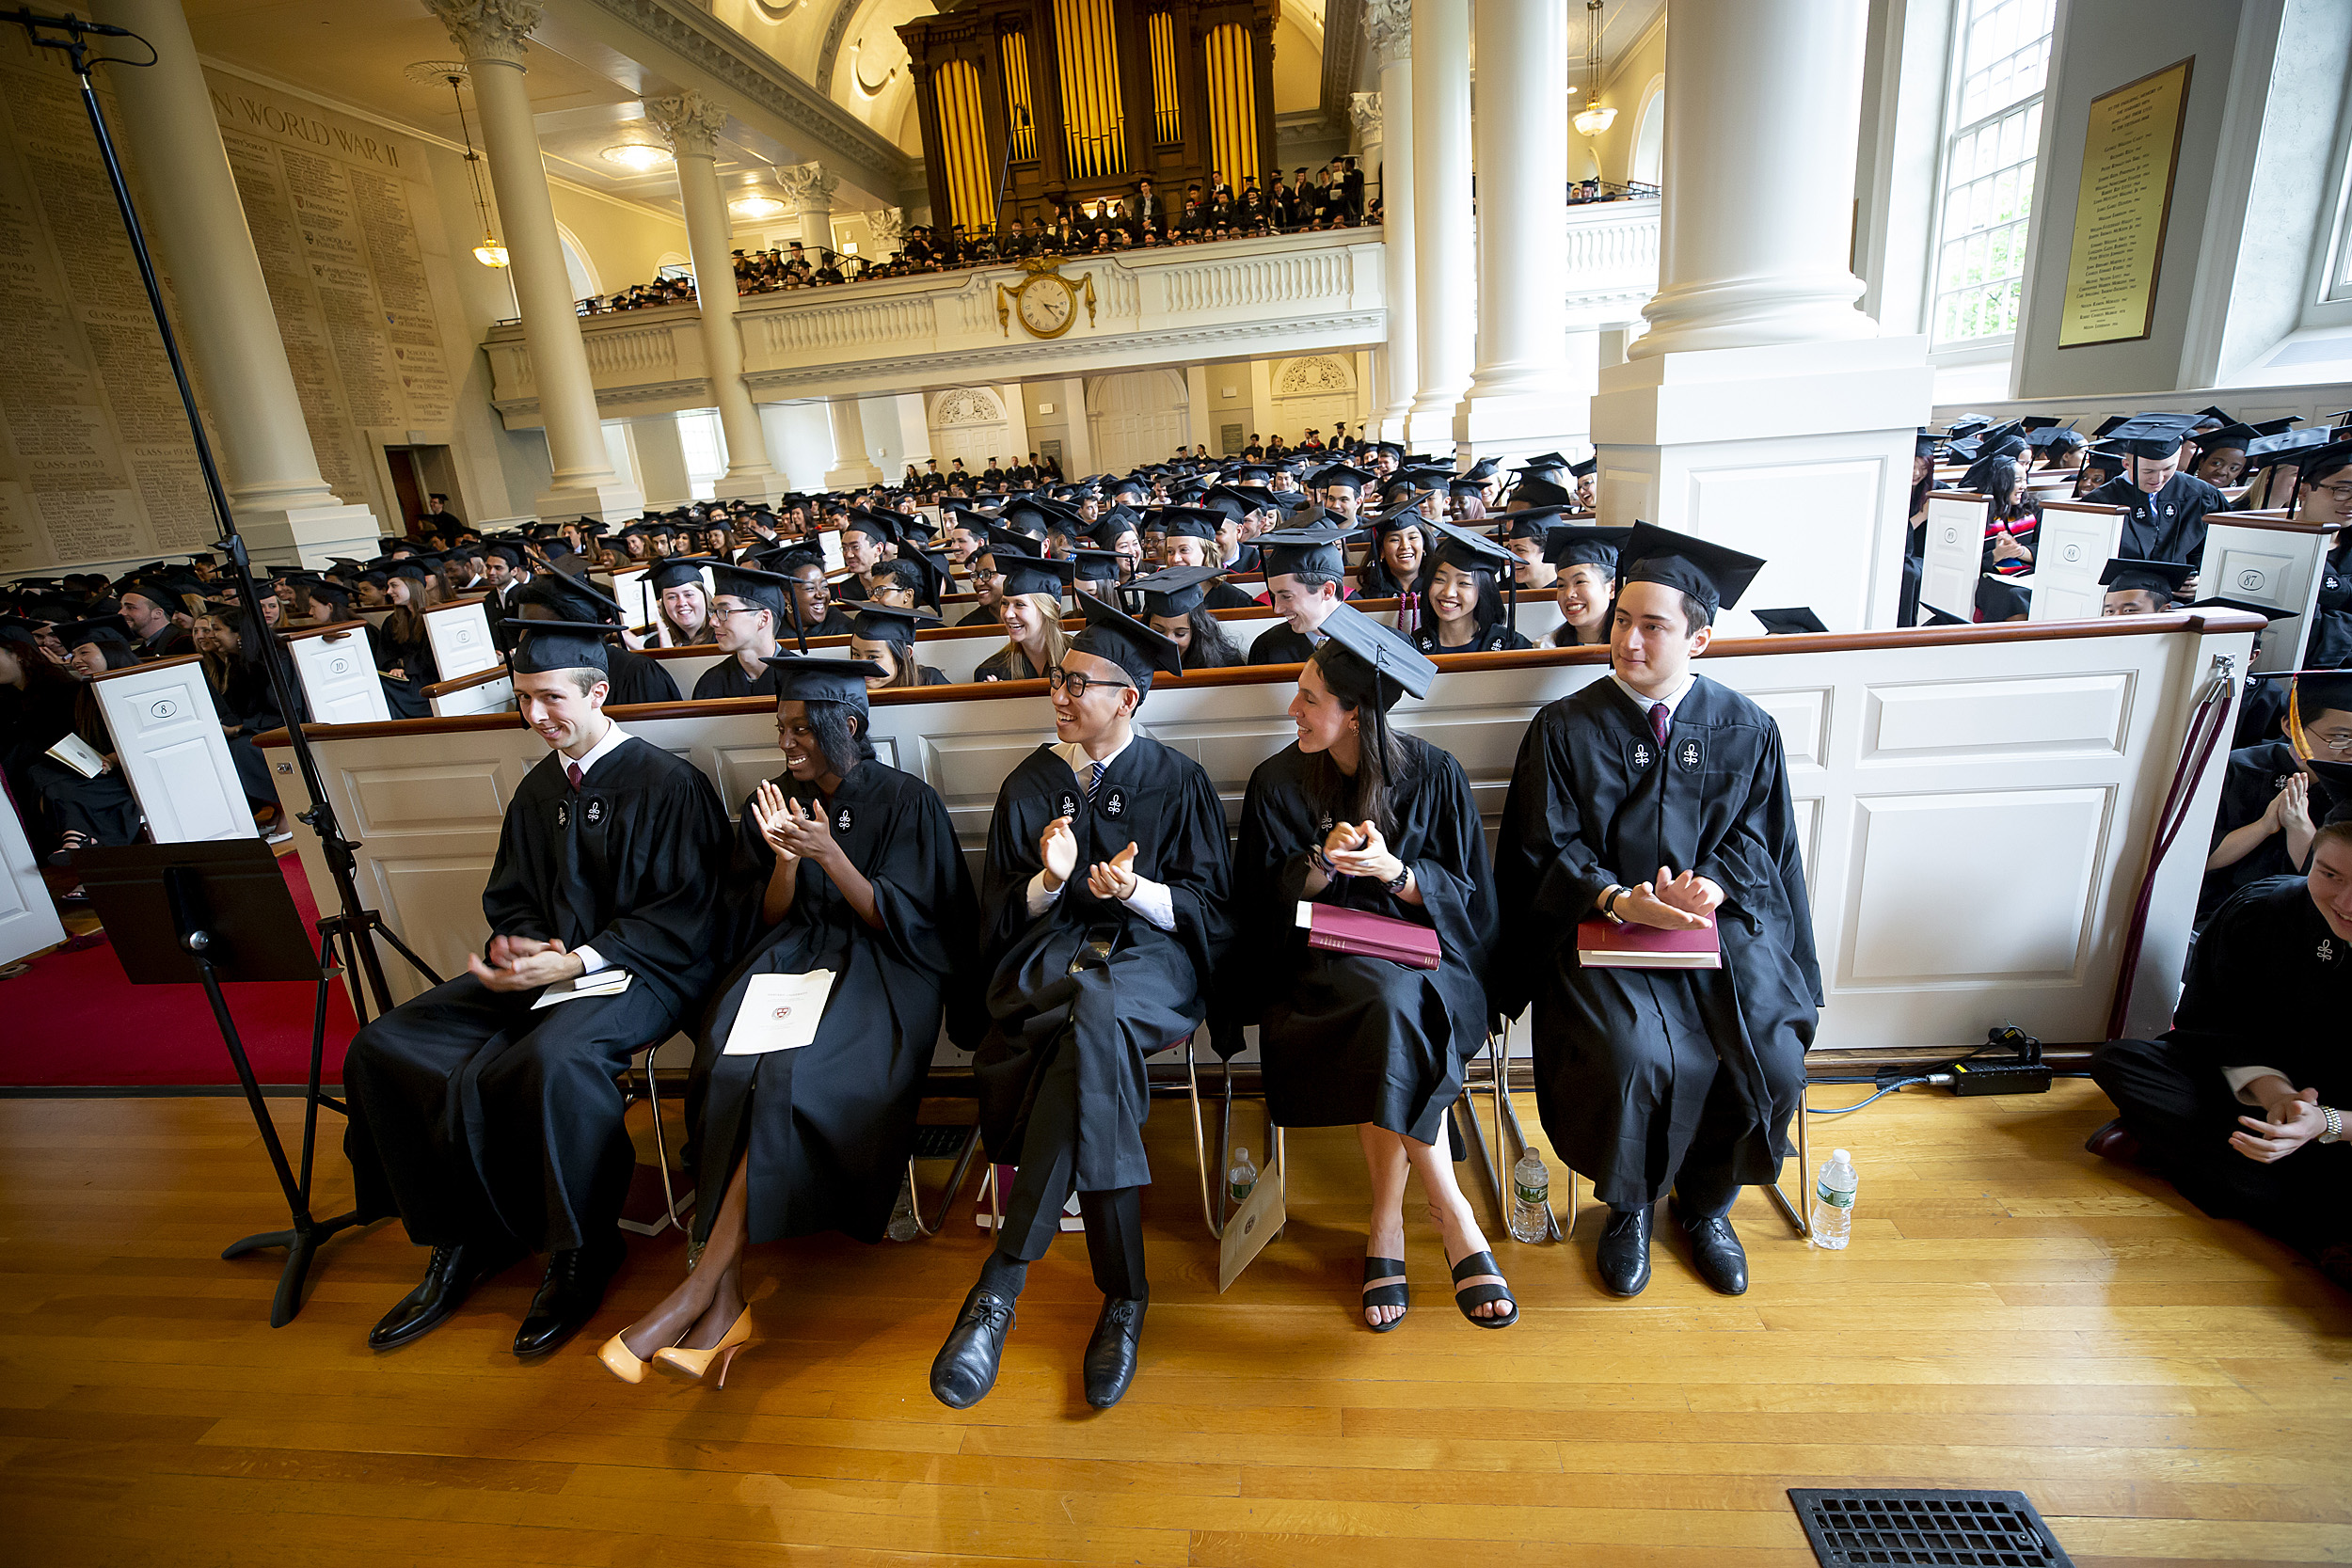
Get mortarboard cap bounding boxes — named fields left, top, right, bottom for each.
left=57, top=617, right=132, bottom=650
left=759, top=654, right=887, bottom=705
left=1543, top=523, right=1635, bottom=570
left=2177, top=596, right=2297, bottom=624
left=1509, top=475, right=1576, bottom=509
left=1309, top=462, right=1375, bottom=494
left=1425, top=517, right=1518, bottom=575
left=2105, top=412, right=2202, bottom=459
left=508, top=619, right=614, bottom=674
left=993, top=549, right=1078, bottom=600
left=520, top=565, right=627, bottom=625
left=1750, top=606, right=1829, bottom=636
left=2091, top=415, right=2131, bottom=438
left=1918, top=604, right=1969, bottom=626
left=2245, top=426, right=2331, bottom=462
left=2099, top=556, right=2195, bottom=595
left=1128, top=564, right=1226, bottom=619
left=1067, top=591, right=1183, bottom=689
left=707, top=560, right=796, bottom=623
left=1615, top=522, right=1767, bottom=619
left=1313, top=599, right=1438, bottom=705
left=849, top=603, right=940, bottom=643
left=646, top=556, right=712, bottom=593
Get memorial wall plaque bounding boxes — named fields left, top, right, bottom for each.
left=2057, top=57, right=2193, bottom=351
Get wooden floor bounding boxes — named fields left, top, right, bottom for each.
left=1, top=1081, right=2346, bottom=1568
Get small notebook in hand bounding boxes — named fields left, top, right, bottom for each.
left=1297, top=901, right=1441, bottom=970
left=1576, top=918, right=1722, bottom=970
left=45, top=733, right=106, bottom=779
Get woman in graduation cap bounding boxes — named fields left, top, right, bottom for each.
left=0, top=622, right=81, bottom=849
left=1220, top=604, right=1514, bottom=1330
left=193, top=604, right=288, bottom=834
left=1357, top=509, right=1432, bottom=608
left=1413, top=524, right=1533, bottom=655
left=1133, top=564, right=1246, bottom=671
left=598, top=656, right=983, bottom=1386
left=849, top=604, right=951, bottom=688
left=1543, top=526, right=1629, bottom=648
left=374, top=562, right=440, bottom=687
left=1496, top=525, right=1820, bottom=1301
left=974, top=552, right=1076, bottom=682
left=648, top=557, right=712, bottom=647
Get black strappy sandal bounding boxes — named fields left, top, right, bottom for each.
left=1449, top=1249, right=1518, bottom=1329
left=46, top=831, right=93, bottom=868
left=1360, top=1256, right=1409, bottom=1333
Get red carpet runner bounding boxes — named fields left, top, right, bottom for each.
left=2, top=851, right=362, bottom=1089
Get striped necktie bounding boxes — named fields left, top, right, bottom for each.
left=1086, top=760, right=1105, bottom=799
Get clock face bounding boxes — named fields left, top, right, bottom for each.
left=1018, top=277, right=1074, bottom=337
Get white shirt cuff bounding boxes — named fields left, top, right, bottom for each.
left=573, top=944, right=609, bottom=976
left=1122, top=876, right=1177, bottom=932
left=1025, top=869, right=1063, bottom=920
left=2222, top=1065, right=2290, bottom=1104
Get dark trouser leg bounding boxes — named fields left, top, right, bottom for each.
left=342, top=975, right=527, bottom=1247
left=2092, top=1037, right=2352, bottom=1256
left=994, top=1030, right=1149, bottom=1297
left=1077, top=1185, right=1148, bottom=1299
left=1667, top=1060, right=1745, bottom=1220
left=464, top=980, right=675, bottom=1255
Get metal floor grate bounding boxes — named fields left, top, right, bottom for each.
left=1788, top=1490, right=2073, bottom=1567
left=911, top=1123, right=977, bottom=1160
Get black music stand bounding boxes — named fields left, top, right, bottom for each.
left=76, top=840, right=367, bottom=1326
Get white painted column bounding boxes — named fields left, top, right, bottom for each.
left=644, top=91, right=788, bottom=506
left=1454, top=0, right=1572, bottom=460
left=779, top=163, right=838, bottom=258
left=894, top=392, right=934, bottom=473
left=426, top=0, right=642, bottom=524
left=628, top=416, right=692, bottom=507
left=1589, top=0, right=1931, bottom=631
left=1184, top=365, right=1212, bottom=451
left=1058, top=378, right=1095, bottom=478
left=995, top=385, right=1032, bottom=475
left=1405, top=0, right=1471, bottom=447
left=1365, top=1, right=1416, bottom=440
left=1248, top=359, right=1277, bottom=451
left=821, top=398, right=884, bottom=488
left=92, top=0, right=379, bottom=565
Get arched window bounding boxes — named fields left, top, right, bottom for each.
left=1630, top=78, right=1664, bottom=188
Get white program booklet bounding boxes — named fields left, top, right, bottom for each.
left=723, top=969, right=836, bottom=1054
left=45, top=733, right=106, bottom=779
left=531, top=969, right=634, bottom=1008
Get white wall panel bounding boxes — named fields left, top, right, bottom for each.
left=1865, top=673, right=2132, bottom=760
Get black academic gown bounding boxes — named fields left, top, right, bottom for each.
left=687, top=762, right=983, bottom=1245
left=1222, top=738, right=1499, bottom=1142
left=971, top=736, right=1233, bottom=1196
left=693, top=655, right=783, bottom=701
left=2306, top=541, right=2350, bottom=669
left=1415, top=625, right=1534, bottom=654
left=342, top=738, right=728, bottom=1252
left=602, top=648, right=680, bottom=707
left=1495, top=676, right=1822, bottom=1210
left=955, top=602, right=1003, bottom=628
left=1247, top=625, right=1319, bottom=665
left=2084, top=473, right=2229, bottom=566
left=2198, top=741, right=2336, bottom=924
left=1200, top=580, right=1261, bottom=612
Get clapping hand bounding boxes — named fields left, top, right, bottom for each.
left=1326, top=820, right=1401, bottom=883
left=1087, top=841, right=1140, bottom=900
left=2278, top=772, right=2312, bottom=836
left=1040, top=816, right=1079, bottom=889
left=1617, top=865, right=1720, bottom=931
left=750, top=779, right=801, bottom=862
left=766, top=788, right=840, bottom=866
left=469, top=933, right=584, bottom=991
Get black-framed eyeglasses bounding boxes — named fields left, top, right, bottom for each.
left=709, top=604, right=766, bottom=620
left=1046, top=666, right=1132, bottom=698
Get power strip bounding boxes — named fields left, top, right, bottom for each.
left=1943, top=1058, right=2053, bottom=1097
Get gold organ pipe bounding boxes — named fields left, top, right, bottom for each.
left=1150, top=10, right=1179, bottom=145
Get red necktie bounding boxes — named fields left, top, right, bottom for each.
left=566, top=762, right=583, bottom=792
left=1649, top=703, right=1670, bottom=749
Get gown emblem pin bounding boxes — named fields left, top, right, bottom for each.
left=835, top=806, right=853, bottom=832
left=1629, top=740, right=1655, bottom=770
left=556, top=801, right=569, bottom=829
left=1100, top=785, right=1128, bottom=818
left=1677, top=738, right=1703, bottom=772
left=584, top=798, right=605, bottom=826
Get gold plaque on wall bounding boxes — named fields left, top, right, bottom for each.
left=2056, top=56, right=2193, bottom=350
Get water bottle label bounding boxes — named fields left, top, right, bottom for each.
left=1514, top=1180, right=1547, bottom=1206
left=1815, top=1183, right=1854, bottom=1208
left=1230, top=1180, right=1253, bottom=1203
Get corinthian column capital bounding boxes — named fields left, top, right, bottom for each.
left=421, top=0, right=545, bottom=66
left=1365, top=0, right=1411, bottom=64
left=644, top=90, right=731, bottom=159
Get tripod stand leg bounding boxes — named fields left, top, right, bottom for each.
left=223, top=1208, right=365, bottom=1327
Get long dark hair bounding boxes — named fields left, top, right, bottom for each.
left=1418, top=561, right=1504, bottom=646
left=1182, top=607, right=1244, bottom=669
left=1306, top=641, right=1409, bottom=840
left=802, top=696, right=876, bottom=780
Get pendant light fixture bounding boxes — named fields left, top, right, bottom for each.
left=1572, top=1, right=1616, bottom=137
left=423, top=64, right=509, bottom=267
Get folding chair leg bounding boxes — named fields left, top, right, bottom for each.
left=1488, top=1029, right=1570, bottom=1242
left=1765, top=1088, right=1812, bottom=1240
left=902, top=1125, right=985, bottom=1239
left=1185, top=1035, right=1228, bottom=1240
left=642, top=1053, right=689, bottom=1236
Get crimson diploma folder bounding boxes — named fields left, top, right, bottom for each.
left=1295, top=901, right=1442, bottom=970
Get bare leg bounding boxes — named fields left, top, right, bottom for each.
left=1405, top=1134, right=1509, bottom=1318
left=618, top=1154, right=752, bottom=1358
left=1356, top=1123, right=1411, bottom=1327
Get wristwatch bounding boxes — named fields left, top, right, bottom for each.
left=1385, top=862, right=1411, bottom=894
left=1598, top=884, right=1627, bottom=923
left=2322, top=1104, right=2344, bottom=1145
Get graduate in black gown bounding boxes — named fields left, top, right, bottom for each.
left=342, top=622, right=728, bottom=1357
left=1132, top=564, right=1247, bottom=670
left=693, top=561, right=794, bottom=700
left=2080, top=413, right=2230, bottom=574
left=1246, top=523, right=1365, bottom=665
left=930, top=594, right=1232, bottom=1412
left=2198, top=674, right=2348, bottom=924
left=2090, top=812, right=2352, bottom=1290
left=597, top=657, right=982, bottom=1386
left=1222, top=605, right=1514, bottom=1330
left=1496, top=525, right=1820, bottom=1299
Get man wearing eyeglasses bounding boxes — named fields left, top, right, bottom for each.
left=691, top=562, right=796, bottom=700
left=955, top=549, right=1008, bottom=627
left=931, top=595, right=1232, bottom=1415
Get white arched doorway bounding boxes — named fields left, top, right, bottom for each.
left=1087, top=370, right=1189, bottom=474
left=1630, top=76, right=1665, bottom=188
left=927, top=387, right=1010, bottom=474
left=1269, top=355, right=1358, bottom=446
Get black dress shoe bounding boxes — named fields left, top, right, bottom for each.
left=930, top=1284, right=1018, bottom=1410
left=1674, top=1201, right=1749, bottom=1295
left=1083, top=1296, right=1147, bottom=1408
left=1597, top=1204, right=1654, bottom=1297
left=368, top=1240, right=523, bottom=1350
left=513, top=1239, right=625, bottom=1358
left=2084, top=1117, right=2146, bottom=1167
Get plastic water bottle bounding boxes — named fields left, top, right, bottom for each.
left=1508, top=1148, right=1550, bottom=1243
left=1228, top=1146, right=1258, bottom=1207
left=1809, top=1148, right=1857, bottom=1249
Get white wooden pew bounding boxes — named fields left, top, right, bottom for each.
left=2196, top=511, right=2345, bottom=671
left=263, top=610, right=2260, bottom=1068
left=421, top=596, right=500, bottom=681
left=2026, top=500, right=2129, bottom=621
left=90, top=654, right=257, bottom=844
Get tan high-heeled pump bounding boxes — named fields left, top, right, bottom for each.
left=596, top=1326, right=682, bottom=1385
left=652, top=1307, right=755, bottom=1387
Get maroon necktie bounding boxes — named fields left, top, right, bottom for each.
left=566, top=761, right=583, bottom=792
left=1649, top=703, right=1670, bottom=749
